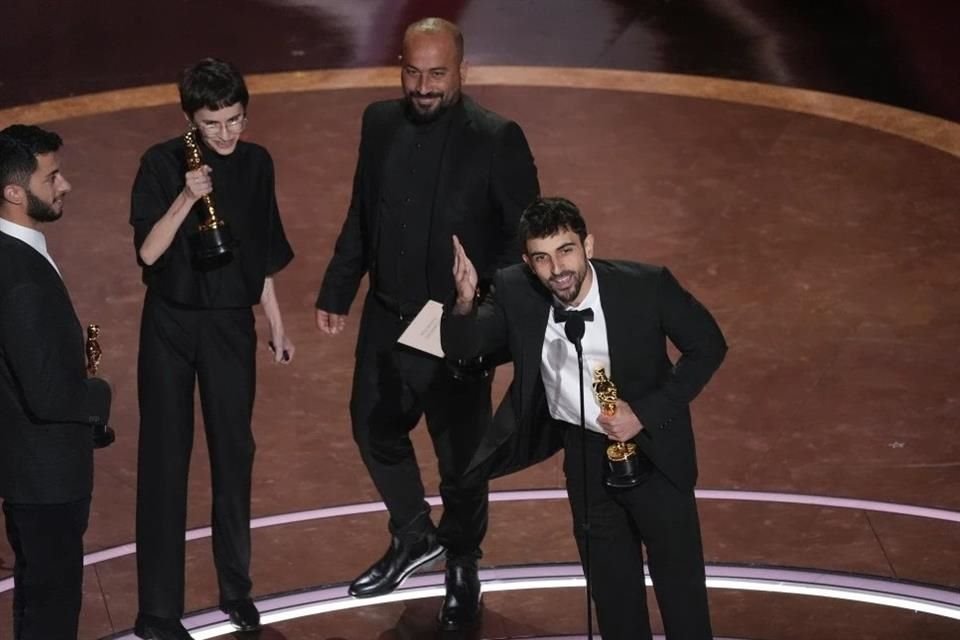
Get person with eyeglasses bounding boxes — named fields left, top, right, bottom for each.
left=0, top=124, right=113, bottom=640
left=129, top=57, right=294, bottom=640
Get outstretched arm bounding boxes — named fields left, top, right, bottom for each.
left=442, top=237, right=511, bottom=360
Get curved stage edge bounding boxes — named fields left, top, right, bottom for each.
left=101, top=564, right=960, bottom=639
left=1, top=65, right=959, bottom=639
left=1, top=66, right=958, bottom=158
left=3, top=488, right=958, bottom=592
left=1, top=489, right=956, bottom=637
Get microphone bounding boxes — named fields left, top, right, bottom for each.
left=564, top=313, right=586, bottom=354
left=560, top=310, right=593, bottom=640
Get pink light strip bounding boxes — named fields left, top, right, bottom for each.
left=100, top=564, right=960, bottom=639
left=693, top=489, right=960, bottom=523
left=2, top=489, right=958, bottom=595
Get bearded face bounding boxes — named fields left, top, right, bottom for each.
left=26, top=189, right=62, bottom=222
left=400, top=30, right=463, bottom=124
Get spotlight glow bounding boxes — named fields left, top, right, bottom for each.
left=2, top=490, right=957, bottom=638
left=105, top=564, right=960, bottom=639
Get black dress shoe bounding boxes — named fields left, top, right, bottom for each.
left=438, top=562, right=482, bottom=631
left=221, top=598, right=261, bottom=631
left=134, top=614, right=193, bottom=640
left=349, top=533, right=445, bottom=598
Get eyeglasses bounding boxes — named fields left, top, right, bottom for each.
left=196, top=114, right=247, bottom=135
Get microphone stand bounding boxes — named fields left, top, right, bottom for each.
left=564, top=315, right=593, bottom=640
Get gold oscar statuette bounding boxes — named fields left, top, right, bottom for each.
left=592, top=367, right=644, bottom=488
left=184, top=128, right=234, bottom=263
left=85, top=324, right=101, bottom=376
left=85, top=324, right=115, bottom=448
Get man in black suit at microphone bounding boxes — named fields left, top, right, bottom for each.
left=442, top=197, right=727, bottom=640
left=0, top=124, right=113, bottom=640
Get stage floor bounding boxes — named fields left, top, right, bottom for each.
left=2, top=67, right=959, bottom=638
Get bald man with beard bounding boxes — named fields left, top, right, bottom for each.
left=315, top=17, right=540, bottom=631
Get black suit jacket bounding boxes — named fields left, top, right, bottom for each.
left=0, top=231, right=111, bottom=504
left=316, top=95, right=539, bottom=314
left=442, top=259, right=728, bottom=490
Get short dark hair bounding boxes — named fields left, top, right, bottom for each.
left=0, top=124, right=63, bottom=190
left=519, top=197, right=588, bottom=250
left=178, top=58, right=249, bottom=117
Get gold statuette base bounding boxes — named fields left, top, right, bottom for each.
left=191, top=222, right=234, bottom=263
left=605, top=441, right=647, bottom=488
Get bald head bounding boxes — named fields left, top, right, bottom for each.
left=399, top=18, right=466, bottom=123
left=403, top=18, right=463, bottom=63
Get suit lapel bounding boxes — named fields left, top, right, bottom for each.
left=520, top=306, right=550, bottom=404
left=1, top=233, right=83, bottom=347
left=370, top=107, right=407, bottom=265
left=594, top=262, right=632, bottom=382
left=430, top=98, right=471, bottom=218
left=424, top=99, right=471, bottom=297
left=516, top=268, right=552, bottom=417
left=0, top=232, right=70, bottom=296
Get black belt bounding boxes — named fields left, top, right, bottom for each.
left=557, top=420, right=610, bottom=441
left=373, top=291, right=425, bottom=323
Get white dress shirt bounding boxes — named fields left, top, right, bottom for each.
left=540, top=262, right=612, bottom=434
left=0, top=218, right=62, bottom=278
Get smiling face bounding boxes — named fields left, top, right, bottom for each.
left=26, top=152, right=71, bottom=223
left=189, top=102, right=246, bottom=156
left=523, top=227, right=595, bottom=306
left=400, top=29, right=464, bottom=123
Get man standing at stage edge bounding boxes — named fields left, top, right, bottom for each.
left=315, top=17, right=539, bottom=631
left=0, top=124, right=113, bottom=640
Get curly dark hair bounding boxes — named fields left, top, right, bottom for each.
left=519, top=197, right=588, bottom=248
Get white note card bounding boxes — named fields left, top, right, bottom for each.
left=397, top=300, right=445, bottom=358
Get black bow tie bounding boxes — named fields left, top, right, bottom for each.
left=553, top=306, right=594, bottom=324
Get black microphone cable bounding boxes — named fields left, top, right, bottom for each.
left=564, top=314, right=594, bottom=640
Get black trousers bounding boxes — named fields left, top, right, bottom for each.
left=563, top=427, right=712, bottom=640
left=3, top=498, right=90, bottom=640
left=350, top=295, right=490, bottom=558
left=136, top=293, right=257, bottom=618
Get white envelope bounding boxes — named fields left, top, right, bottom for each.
left=397, top=300, right=445, bottom=358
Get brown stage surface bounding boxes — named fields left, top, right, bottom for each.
left=1, top=66, right=959, bottom=639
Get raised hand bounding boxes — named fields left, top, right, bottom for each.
left=451, top=235, right=478, bottom=315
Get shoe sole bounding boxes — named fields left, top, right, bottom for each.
left=438, top=598, right=483, bottom=632
left=349, top=545, right=446, bottom=598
